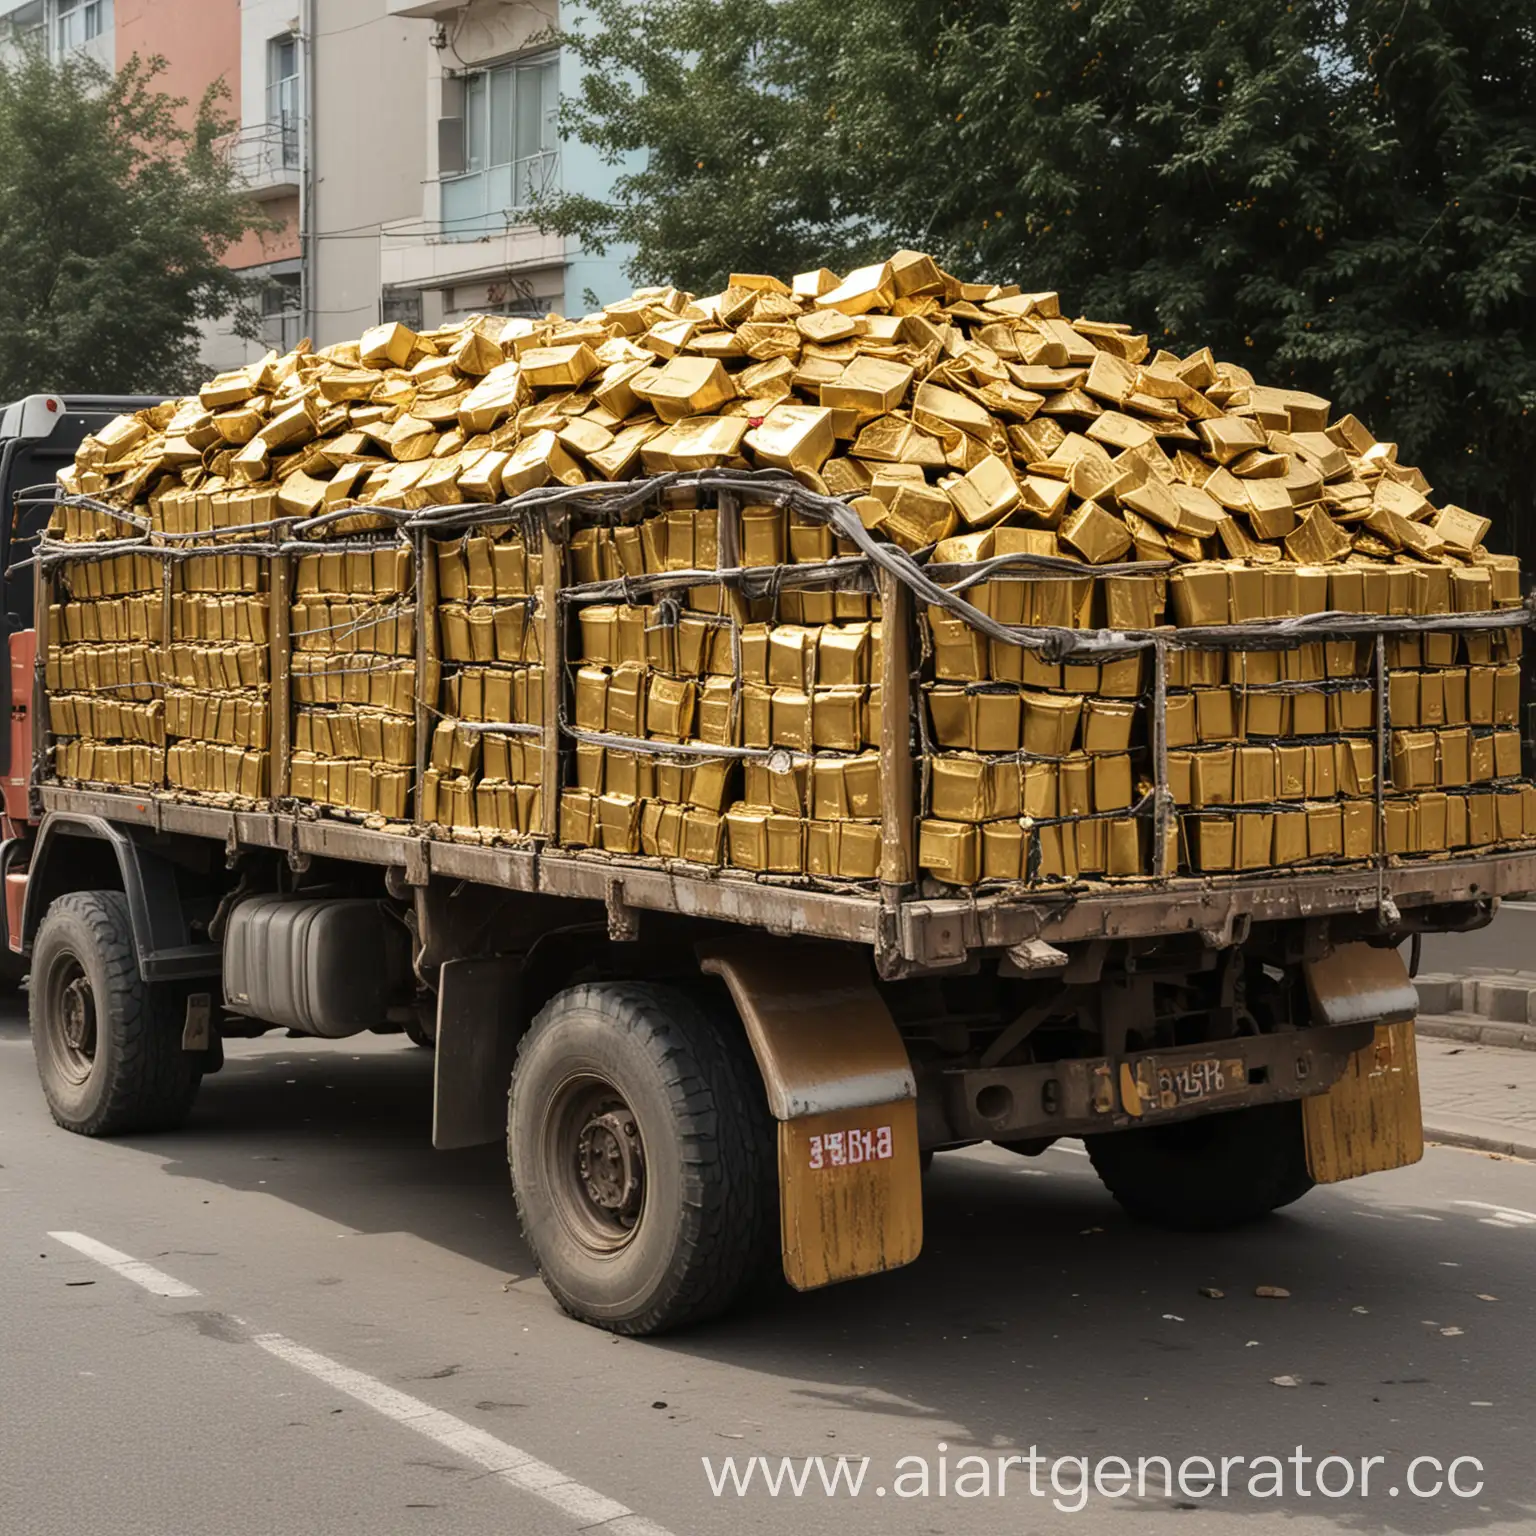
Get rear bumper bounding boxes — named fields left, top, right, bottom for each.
left=928, top=1022, right=1375, bottom=1144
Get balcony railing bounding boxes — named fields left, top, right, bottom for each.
left=221, top=120, right=302, bottom=199
left=440, top=150, right=560, bottom=241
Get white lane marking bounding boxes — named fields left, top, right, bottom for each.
left=48, top=1231, right=201, bottom=1297
left=1454, top=1201, right=1536, bottom=1227
left=44, top=1232, right=673, bottom=1534
left=1053, top=1140, right=1090, bottom=1157
left=253, top=1333, right=673, bottom=1536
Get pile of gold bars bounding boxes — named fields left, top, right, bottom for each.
left=47, top=248, right=1533, bottom=886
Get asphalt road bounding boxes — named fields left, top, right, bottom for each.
left=3, top=996, right=1534, bottom=1536
left=1417, top=900, right=1536, bottom=977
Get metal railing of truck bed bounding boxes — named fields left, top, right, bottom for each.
left=26, top=469, right=1536, bottom=973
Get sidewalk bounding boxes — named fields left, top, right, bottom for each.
left=1418, top=1034, right=1536, bottom=1160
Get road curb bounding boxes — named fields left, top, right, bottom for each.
left=1423, top=1117, right=1536, bottom=1161
left=1415, top=1014, right=1536, bottom=1051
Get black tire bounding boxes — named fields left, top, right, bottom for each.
left=29, top=891, right=202, bottom=1136
left=1086, top=1101, right=1315, bottom=1232
left=402, top=1014, right=435, bottom=1049
left=509, top=981, right=777, bottom=1335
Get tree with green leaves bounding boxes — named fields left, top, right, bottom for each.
left=549, top=0, right=1536, bottom=542
left=0, top=48, right=267, bottom=399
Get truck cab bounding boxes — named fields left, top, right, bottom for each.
left=0, top=395, right=164, bottom=943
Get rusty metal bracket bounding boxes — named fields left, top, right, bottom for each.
left=1199, top=908, right=1252, bottom=950
left=605, top=877, right=640, bottom=942
left=404, top=836, right=431, bottom=888
left=284, top=814, right=308, bottom=874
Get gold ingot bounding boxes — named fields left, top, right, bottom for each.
left=918, top=820, right=979, bottom=885
left=593, top=360, right=655, bottom=418
left=641, top=356, right=738, bottom=422
left=520, top=342, right=600, bottom=389
left=736, top=356, right=796, bottom=399
left=212, top=405, right=264, bottom=445
left=503, top=430, right=585, bottom=496
left=414, top=455, right=464, bottom=506
left=1432, top=504, right=1489, bottom=552
left=198, top=371, right=258, bottom=411
left=317, top=367, right=384, bottom=403
left=744, top=404, right=834, bottom=472
left=450, top=328, right=503, bottom=376
left=796, top=309, right=857, bottom=344
left=912, top=381, right=994, bottom=441
left=385, top=414, right=438, bottom=462
left=880, top=483, right=956, bottom=550
left=230, top=437, right=270, bottom=484
left=822, top=356, right=914, bottom=415
left=359, top=321, right=416, bottom=368
left=942, top=454, right=1020, bottom=528
left=640, top=317, right=697, bottom=358
left=1058, top=501, right=1132, bottom=564
left=851, top=413, right=945, bottom=467
left=257, top=398, right=318, bottom=450
left=792, top=267, right=840, bottom=299
left=889, top=249, right=944, bottom=296
left=932, top=530, right=995, bottom=563
left=457, top=450, right=509, bottom=502
left=557, top=417, right=615, bottom=459
left=276, top=471, right=329, bottom=518
left=1197, top=415, right=1267, bottom=464
left=641, top=416, right=749, bottom=473
left=815, top=262, right=895, bottom=316
left=458, top=362, right=529, bottom=434
left=588, top=420, right=662, bottom=480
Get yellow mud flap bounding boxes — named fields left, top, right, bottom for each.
left=1302, top=941, right=1424, bottom=1182
left=698, top=937, right=922, bottom=1291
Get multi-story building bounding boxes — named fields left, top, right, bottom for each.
left=0, top=0, right=636, bottom=374
left=376, top=0, right=636, bottom=330
left=0, top=0, right=114, bottom=70
left=0, top=0, right=303, bottom=371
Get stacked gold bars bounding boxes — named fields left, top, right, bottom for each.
left=45, top=554, right=165, bottom=789
left=549, top=491, right=887, bottom=877
left=424, top=527, right=544, bottom=838
left=289, top=542, right=418, bottom=819
left=47, top=247, right=1534, bottom=885
left=918, top=570, right=1155, bottom=883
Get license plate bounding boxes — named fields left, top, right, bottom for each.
left=1121, top=1054, right=1248, bottom=1116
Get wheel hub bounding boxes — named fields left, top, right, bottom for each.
left=61, top=976, right=96, bottom=1059
left=576, top=1109, right=644, bottom=1226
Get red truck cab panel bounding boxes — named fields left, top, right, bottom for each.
left=5, top=627, right=33, bottom=825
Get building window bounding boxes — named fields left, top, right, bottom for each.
left=442, top=54, right=559, bottom=239
left=267, top=33, right=300, bottom=170
left=262, top=273, right=301, bottom=354
left=55, top=0, right=104, bottom=54
left=380, top=288, right=423, bottom=331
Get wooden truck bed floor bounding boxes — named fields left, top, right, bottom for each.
left=43, top=784, right=1536, bottom=968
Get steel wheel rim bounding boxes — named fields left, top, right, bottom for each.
left=46, top=956, right=97, bottom=1087
left=540, top=1071, right=647, bottom=1256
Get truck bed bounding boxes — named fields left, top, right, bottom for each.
left=43, top=782, right=1536, bottom=969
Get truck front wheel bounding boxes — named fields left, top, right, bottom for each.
left=30, top=891, right=202, bottom=1136
left=509, top=982, right=777, bottom=1335
left=1086, top=1101, right=1315, bottom=1232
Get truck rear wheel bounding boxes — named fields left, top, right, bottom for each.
left=509, top=981, right=777, bottom=1335
left=1086, top=1101, right=1314, bottom=1232
left=30, top=891, right=202, bottom=1136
